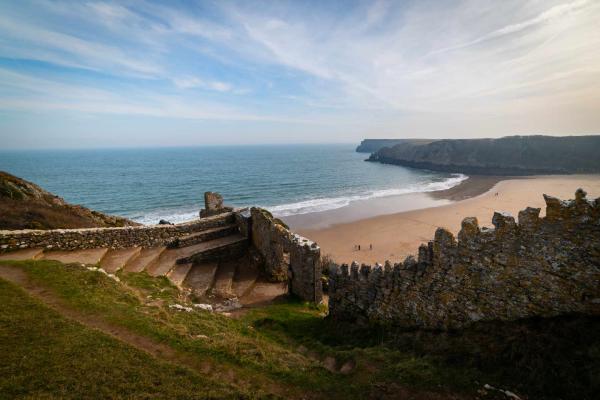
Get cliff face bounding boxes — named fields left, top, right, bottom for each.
left=355, top=139, right=435, bottom=153
left=0, top=171, right=139, bottom=230
left=368, top=135, right=600, bottom=175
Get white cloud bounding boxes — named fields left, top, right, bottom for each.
left=0, top=68, right=316, bottom=124
left=1, top=0, right=599, bottom=141
left=431, top=0, right=591, bottom=54
left=0, top=14, right=162, bottom=77
left=172, top=77, right=233, bottom=92
left=224, top=0, right=600, bottom=116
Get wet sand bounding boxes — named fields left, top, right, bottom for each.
left=291, top=175, right=600, bottom=265
left=284, top=176, right=502, bottom=230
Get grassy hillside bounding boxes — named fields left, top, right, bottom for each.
left=0, top=260, right=483, bottom=399
left=1, top=260, right=597, bottom=399
left=0, top=278, right=239, bottom=399
left=0, top=171, right=139, bottom=230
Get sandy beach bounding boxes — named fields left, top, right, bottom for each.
left=292, top=175, right=600, bottom=265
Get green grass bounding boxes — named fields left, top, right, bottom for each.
left=9, top=259, right=594, bottom=399
left=0, top=277, right=242, bottom=399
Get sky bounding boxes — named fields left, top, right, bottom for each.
left=0, top=0, right=599, bottom=149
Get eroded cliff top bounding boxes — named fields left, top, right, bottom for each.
left=0, top=171, right=139, bottom=230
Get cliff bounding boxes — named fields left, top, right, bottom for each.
left=328, top=189, right=600, bottom=330
left=355, top=138, right=435, bottom=153
left=368, top=135, right=600, bottom=175
left=0, top=171, right=139, bottom=230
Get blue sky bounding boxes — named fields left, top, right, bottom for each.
left=0, top=0, right=599, bottom=148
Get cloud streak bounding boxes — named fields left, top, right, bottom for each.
left=0, top=0, right=599, bottom=148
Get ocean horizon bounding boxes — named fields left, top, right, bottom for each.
left=0, top=144, right=466, bottom=225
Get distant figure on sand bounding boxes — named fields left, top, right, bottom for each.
left=358, top=245, right=361, bottom=251
left=495, top=192, right=499, bottom=197
left=370, top=244, right=372, bottom=250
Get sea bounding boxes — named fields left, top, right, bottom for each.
left=0, top=144, right=466, bottom=225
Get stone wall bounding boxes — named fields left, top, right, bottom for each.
left=0, top=212, right=236, bottom=252
left=250, top=207, right=322, bottom=303
left=0, top=190, right=324, bottom=304
left=200, top=191, right=233, bottom=218
left=328, top=189, right=600, bottom=330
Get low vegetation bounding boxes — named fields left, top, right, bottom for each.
left=1, top=259, right=597, bottom=399
left=0, top=277, right=239, bottom=399
left=0, top=171, right=138, bottom=229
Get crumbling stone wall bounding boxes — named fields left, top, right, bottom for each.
left=329, top=190, right=600, bottom=330
left=250, top=207, right=322, bottom=303
left=0, top=212, right=236, bottom=252
left=200, top=192, right=233, bottom=218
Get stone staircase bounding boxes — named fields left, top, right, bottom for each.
left=0, top=214, right=287, bottom=308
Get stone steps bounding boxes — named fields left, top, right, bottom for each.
left=239, top=280, right=288, bottom=307
left=231, top=260, right=259, bottom=298
left=179, top=253, right=287, bottom=309
left=123, top=247, right=166, bottom=273
left=182, top=261, right=219, bottom=297
left=179, top=234, right=248, bottom=264
left=166, top=262, right=193, bottom=288
left=100, top=247, right=142, bottom=273
left=145, top=246, right=193, bottom=277
left=0, top=248, right=44, bottom=261
left=42, top=248, right=109, bottom=265
left=211, top=259, right=237, bottom=297
left=146, top=234, right=245, bottom=277
left=169, top=224, right=239, bottom=248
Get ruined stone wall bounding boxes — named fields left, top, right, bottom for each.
left=0, top=212, right=236, bottom=252
left=250, top=207, right=322, bottom=303
left=328, top=190, right=600, bottom=330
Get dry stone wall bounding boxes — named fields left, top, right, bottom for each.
left=250, top=207, right=323, bottom=303
left=328, top=189, right=600, bottom=330
left=0, top=190, right=324, bottom=304
left=0, top=212, right=236, bottom=252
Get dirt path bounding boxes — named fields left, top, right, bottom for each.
left=0, top=263, right=476, bottom=400
left=0, top=263, right=292, bottom=399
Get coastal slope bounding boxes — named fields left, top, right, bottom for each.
left=0, top=171, right=138, bottom=230
left=368, top=135, right=600, bottom=175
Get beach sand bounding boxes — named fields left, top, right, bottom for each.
left=292, top=175, right=600, bottom=265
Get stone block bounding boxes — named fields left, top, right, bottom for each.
left=518, top=207, right=541, bottom=231
left=458, top=217, right=479, bottom=241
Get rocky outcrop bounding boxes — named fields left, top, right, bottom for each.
left=368, top=135, right=600, bottom=175
left=0, top=171, right=138, bottom=229
left=328, top=189, right=600, bottom=330
left=200, top=192, right=233, bottom=218
left=356, top=139, right=435, bottom=153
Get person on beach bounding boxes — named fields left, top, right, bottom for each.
left=358, top=245, right=361, bottom=250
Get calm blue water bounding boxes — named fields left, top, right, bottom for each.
left=0, top=144, right=466, bottom=224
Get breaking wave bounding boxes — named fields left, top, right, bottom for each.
left=267, top=174, right=468, bottom=217
left=132, top=174, right=467, bottom=224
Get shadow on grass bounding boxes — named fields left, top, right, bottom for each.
left=249, top=300, right=600, bottom=400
